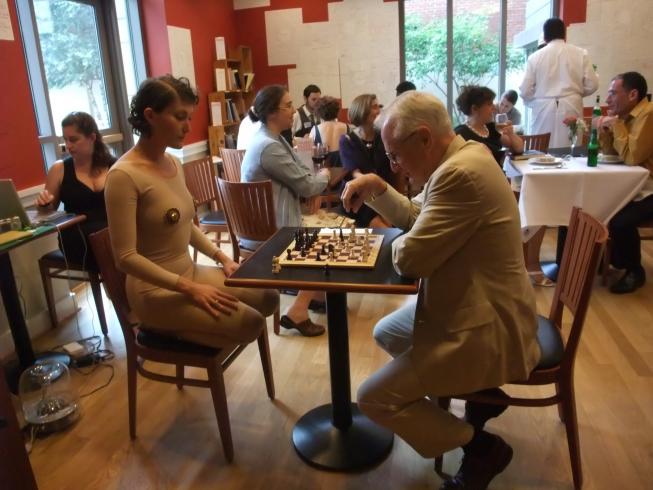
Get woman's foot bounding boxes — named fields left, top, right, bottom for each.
left=528, top=271, right=555, bottom=287
left=279, top=315, right=325, bottom=336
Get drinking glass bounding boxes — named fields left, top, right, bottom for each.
left=495, top=113, right=509, bottom=132
left=312, top=143, right=328, bottom=170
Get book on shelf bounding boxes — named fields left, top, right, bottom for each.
left=215, top=37, right=226, bottom=60
left=233, top=69, right=242, bottom=90
left=210, top=101, right=222, bottom=126
left=215, top=68, right=226, bottom=91
left=243, top=72, right=255, bottom=92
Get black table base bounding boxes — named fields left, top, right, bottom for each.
left=292, top=403, right=393, bottom=471
left=292, top=291, right=394, bottom=470
left=541, top=225, right=568, bottom=282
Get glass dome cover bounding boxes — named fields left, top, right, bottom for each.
left=19, top=360, right=80, bottom=433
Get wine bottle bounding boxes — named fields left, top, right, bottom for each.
left=587, top=128, right=599, bottom=167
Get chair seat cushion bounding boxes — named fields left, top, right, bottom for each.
left=535, top=314, right=564, bottom=369
left=40, top=249, right=98, bottom=272
left=137, top=328, right=220, bottom=356
left=199, top=210, right=227, bottom=226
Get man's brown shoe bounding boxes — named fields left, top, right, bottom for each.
left=280, top=315, right=325, bottom=337
left=440, top=434, right=513, bottom=490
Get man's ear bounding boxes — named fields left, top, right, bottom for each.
left=627, top=89, right=639, bottom=104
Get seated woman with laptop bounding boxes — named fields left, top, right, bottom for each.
left=35, top=112, right=116, bottom=270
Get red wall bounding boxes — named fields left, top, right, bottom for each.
left=0, top=0, right=46, bottom=190
left=560, top=0, right=588, bottom=26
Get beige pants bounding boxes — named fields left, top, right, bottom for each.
left=129, top=264, right=279, bottom=348
left=357, top=303, right=474, bottom=458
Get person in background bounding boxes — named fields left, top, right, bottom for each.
left=291, top=84, right=322, bottom=138
left=396, top=80, right=417, bottom=97
left=236, top=108, right=261, bottom=150
left=105, top=75, right=279, bottom=349
left=242, top=85, right=331, bottom=336
left=342, top=91, right=539, bottom=490
left=339, top=94, right=394, bottom=227
left=598, top=71, right=653, bottom=294
left=455, top=85, right=524, bottom=164
left=498, top=90, right=522, bottom=126
left=519, top=17, right=599, bottom=147
left=309, top=95, right=350, bottom=166
left=36, top=112, right=116, bottom=270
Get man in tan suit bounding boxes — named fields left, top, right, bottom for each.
left=342, top=92, right=540, bottom=489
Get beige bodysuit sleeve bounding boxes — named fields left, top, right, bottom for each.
left=190, top=224, right=220, bottom=259
left=105, top=168, right=181, bottom=290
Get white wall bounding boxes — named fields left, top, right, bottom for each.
left=568, top=0, right=653, bottom=106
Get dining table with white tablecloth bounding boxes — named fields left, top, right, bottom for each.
left=505, top=156, right=651, bottom=239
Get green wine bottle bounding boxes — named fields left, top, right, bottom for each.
left=587, top=127, right=599, bottom=167
left=593, top=95, right=602, bottom=118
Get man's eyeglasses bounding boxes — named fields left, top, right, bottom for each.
left=385, top=130, right=418, bottom=168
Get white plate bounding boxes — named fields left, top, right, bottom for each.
left=598, top=154, right=624, bottom=164
left=529, top=156, right=563, bottom=166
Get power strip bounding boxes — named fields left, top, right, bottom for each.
left=63, top=341, right=87, bottom=357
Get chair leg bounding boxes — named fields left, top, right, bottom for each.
left=207, top=361, right=234, bottom=463
left=434, top=397, right=452, bottom=475
left=127, top=354, right=138, bottom=439
left=176, top=365, right=184, bottom=390
left=257, top=328, right=275, bottom=400
left=273, top=307, right=280, bottom=336
left=560, top=381, right=583, bottom=489
left=38, top=260, right=59, bottom=329
left=89, top=272, right=108, bottom=336
left=602, top=239, right=612, bottom=286
left=556, top=382, right=565, bottom=422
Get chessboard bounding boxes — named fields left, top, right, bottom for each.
left=277, top=227, right=384, bottom=269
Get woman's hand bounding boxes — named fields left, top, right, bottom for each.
left=36, top=189, right=55, bottom=207
left=306, top=195, right=323, bottom=215
left=178, top=277, right=239, bottom=318
left=221, top=258, right=240, bottom=278
left=501, top=122, right=515, bottom=136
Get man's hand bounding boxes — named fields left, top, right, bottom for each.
left=341, top=174, right=387, bottom=213
left=598, top=115, right=618, bottom=131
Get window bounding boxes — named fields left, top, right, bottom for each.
left=16, top=0, right=146, bottom=169
left=403, top=0, right=555, bottom=126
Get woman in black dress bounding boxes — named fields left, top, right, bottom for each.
left=454, top=85, right=523, bottom=164
left=35, top=112, right=116, bottom=270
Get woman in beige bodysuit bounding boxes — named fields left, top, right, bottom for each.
left=104, top=75, right=278, bottom=348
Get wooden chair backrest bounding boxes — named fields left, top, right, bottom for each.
left=522, top=133, right=551, bottom=153
left=220, top=148, right=245, bottom=182
left=550, top=207, right=608, bottom=371
left=87, top=228, right=135, bottom=345
left=183, top=156, right=220, bottom=211
left=216, top=178, right=277, bottom=259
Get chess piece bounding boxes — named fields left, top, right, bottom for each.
left=333, top=229, right=337, bottom=240
left=272, top=256, right=280, bottom=274
left=339, top=227, right=344, bottom=242
left=286, top=248, right=292, bottom=261
left=316, top=252, right=321, bottom=261
left=328, top=251, right=335, bottom=261
left=300, top=247, right=306, bottom=257
left=321, top=243, right=327, bottom=255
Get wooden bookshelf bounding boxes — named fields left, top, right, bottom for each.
left=208, top=45, right=255, bottom=156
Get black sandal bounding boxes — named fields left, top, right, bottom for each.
left=280, top=315, right=325, bottom=337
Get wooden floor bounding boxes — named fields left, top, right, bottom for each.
left=25, top=231, right=653, bottom=490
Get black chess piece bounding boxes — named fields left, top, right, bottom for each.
left=300, top=247, right=306, bottom=257
left=324, top=263, right=330, bottom=276
left=286, top=248, right=292, bottom=260
left=328, top=243, right=335, bottom=253
left=321, top=243, right=327, bottom=255
left=339, top=227, right=344, bottom=242
left=316, top=252, right=321, bottom=261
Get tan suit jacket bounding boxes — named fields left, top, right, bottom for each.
left=369, top=136, right=540, bottom=396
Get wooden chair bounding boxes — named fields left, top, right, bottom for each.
left=216, top=178, right=280, bottom=335
left=219, top=148, right=245, bottom=182
left=521, top=132, right=551, bottom=152
left=436, top=207, right=607, bottom=490
left=182, top=157, right=231, bottom=261
left=87, top=228, right=275, bottom=462
left=38, top=250, right=109, bottom=335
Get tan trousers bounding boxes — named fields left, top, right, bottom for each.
left=357, top=303, right=474, bottom=458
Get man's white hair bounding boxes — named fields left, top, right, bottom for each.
left=382, top=91, right=452, bottom=140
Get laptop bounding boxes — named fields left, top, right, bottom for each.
left=0, top=179, right=68, bottom=228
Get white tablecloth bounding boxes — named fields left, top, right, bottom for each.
left=507, top=157, right=650, bottom=238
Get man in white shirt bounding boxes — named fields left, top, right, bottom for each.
left=236, top=109, right=261, bottom=150
left=519, top=18, right=599, bottom=147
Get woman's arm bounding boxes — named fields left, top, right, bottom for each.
left=35, top=161, right=64, bottom=209
left=260, top=141, right=328, bottom=198
left=500, top=124, right=524, bottom=154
